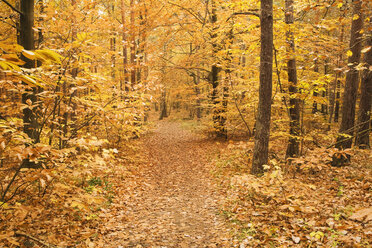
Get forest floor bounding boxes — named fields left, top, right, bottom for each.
left=98, top=120, right=233, bottom=247
left=1, top=119, right=371, bottom=247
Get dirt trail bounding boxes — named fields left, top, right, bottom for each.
left=101, top=121, right=232, bottom=247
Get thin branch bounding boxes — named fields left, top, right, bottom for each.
left=227, top=11, right=260, bottom=22
left=229, top=74, right=252, bottom=137
left=0, top=0, right=23, bottom=16
left=168, top=1, right=205, bottom=24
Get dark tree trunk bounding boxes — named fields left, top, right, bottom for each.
left=285, top=0, right=300, bottom=158
left=251, top=0, right=273, bottom=174
left=193, top=73, right=202, bottom=121
left=355, top=31, right=372, bottom=148
left=20, top=0, right=38, bottom=142
left=121, top=0, right=129, bottom=94
left=334, top=79, right=341, bottom=122
left=322, top=62, right=329, bottom=116
left=210, top=0, right=226, bottom=138
left=159, top=88, right=168, bottom=120
left=336, top=0, right=363, bottom=149
left=312, top=58, right=319, bottom=114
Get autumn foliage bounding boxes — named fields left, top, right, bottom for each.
left=0, top=0, right=371, bottom=247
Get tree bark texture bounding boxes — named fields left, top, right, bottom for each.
left=336, top=0, right=363, bottom=149
left=285, top=0, right=300, bottom=158
left=210, top=0, right=226, bottom=139
left=20, top=0, right=38, bottom=142
left=355, top=30, right=372, bottom=148
left=251, top=0, right=273, bottom=174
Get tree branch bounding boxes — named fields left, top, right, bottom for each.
left=227, top=11, right=260, bottom=21
left=0, top=0, right=23, bottom=16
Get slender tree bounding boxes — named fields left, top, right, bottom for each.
left=336, top=0, right=363, bottom=149
left=20, top=0, right=38, bottom=142
left=251, top=0, right=273, bottom=174
left=121, top=0, right=129, bottom=93
left=285, top=0, right=300, bottom=158
left=210, top=0, right=226, bottom=138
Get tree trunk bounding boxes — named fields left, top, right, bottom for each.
left=251, top=0, right=273, bottom=174
left=110, top=4, right=116, bottom=80
left=312, top=58, right=319, bottom=114
left=130, top=0, right=136, bottom=88
left=355, top=30, right=372, bottom=148
left=336, top=0, right=363, bottom=149
left=20, top=0, right=38, bottom=142
left=210, top=0, right=226, bottom=138
left=159, top=88, right=168, bottom=120
left=285, top=0, right=300, bottom=158
left=121, top=0, right=129, bottom=94
left=334, top=12, right=346, bottom=123
left=334, top=79, right=341, bottom=122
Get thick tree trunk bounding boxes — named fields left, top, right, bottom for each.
left=251, top=0, right=273, bottom=174
left=285, top=0, right=300, bottom=158
left=355, top=31, right=372, bottom=148
left=20, top=0, right=38, bottom=142
left=336, top=0, right=363, bottom=149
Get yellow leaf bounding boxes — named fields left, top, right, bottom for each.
left=22, top=50, right=36, bottom=60
left=19, top=75, right=43, bottom=88
left=337, top=3, right=343, bottom=8
left=1, top=54, right=25, bottom=65
left=346, top=50, right=353, bottom=57
left=35, top=49, right=62, bottom=64
left=353, top=14, right=360, bottom=20
left=0, top=202, right=9, bottom=209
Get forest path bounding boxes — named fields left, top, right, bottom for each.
left=100, top=121, right=232, bottom=247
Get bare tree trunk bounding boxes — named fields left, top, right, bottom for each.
left=110, top=3, right=116, bottom=80
left=251, top=0, right=273, bottom=174
left=336, top=0, right=363, bottom=149
left=130, top=0, right=136, bottom=88
left=285, top=0, right=300, bottom=158
left=20, top=0, right=38, bottom=142
left=355, top=28, right=372, bottom=148
left=159, top=88, right=168, bottom=120
left=210, top=0, right=226, bottom=138
left=334, top=79, right=341, bottom=122
left=312, top=57, right=319, bottom=114
left=121, top=0, right=129, bottom=95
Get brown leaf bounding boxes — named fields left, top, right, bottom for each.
left=349, top=207, right=372, bottom=223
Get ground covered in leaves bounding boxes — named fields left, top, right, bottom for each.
left=1, top=120, right=371, bottom=247
left=98, top=121, right=233, bottom=247
left=215, top=140, right=372, bottom=247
